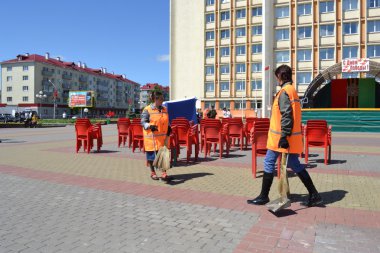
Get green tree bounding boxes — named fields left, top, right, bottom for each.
left=147, top=85, right=163, bottom=104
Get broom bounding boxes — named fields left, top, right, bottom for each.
left=152, top=135, right=171, bottom=171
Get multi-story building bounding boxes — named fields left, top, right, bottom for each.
left=1, top=53, right=140, bottom=117
left=139, top=83, right=170, bottom=110
left=170, top=0, right=380, bottom=117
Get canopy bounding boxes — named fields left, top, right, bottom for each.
left=163, top=97, right=197, bottom=123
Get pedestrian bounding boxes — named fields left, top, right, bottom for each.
left=222, top=107, right=228, bottom=118
left=31, top=113, right=38, bottom=128
left=227, top=109, right=232, bottom=118
left=62, top=111, right=67, bottom=119
left=247, top=65, right=322, bottom=207
left=141, top=90, right=172, bottom=181
left=207, top=105, right=217, bottom=119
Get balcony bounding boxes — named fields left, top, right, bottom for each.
left=79, top=76, right=88, bottom=83
left=62, top=73, right=72, bottom=80
left=62, top=82, right=71, bottom=90
left=42, top=69, right=54, bottom=76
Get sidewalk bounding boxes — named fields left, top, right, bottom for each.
left=0, top=125, right=379, bottom=252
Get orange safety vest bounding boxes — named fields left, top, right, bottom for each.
left=143, top=105, right=169, bottom=152
left=267, top=83, right=303, bottom=154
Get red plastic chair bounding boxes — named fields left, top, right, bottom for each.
left=227, top=119, right=246, bottom=150
left=130, top=124, right=144, bottom=152
left=75, top=121, right=101, bottom=153
left=203, top=124, right=229, bottom=159
left=200, top=119, right=221, bottom=153
left=304, top=124, right=331, bottom=165
left=117, top=118, right=130, bottom=147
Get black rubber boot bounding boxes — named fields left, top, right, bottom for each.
left=247, top=172, right=274, bottom=205
left=297, top=169, right=322, bottom=207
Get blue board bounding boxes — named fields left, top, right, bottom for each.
left=163, top=97, right=197, bottom=123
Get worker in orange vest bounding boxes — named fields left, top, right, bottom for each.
left=141, top=90, right=172, bottom=181
left=247, top=65, right=322, bottom=207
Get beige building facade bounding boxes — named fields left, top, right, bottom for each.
left=1, top=53, right=140, bottom=118
left=170, top=0, right=380, bottom=117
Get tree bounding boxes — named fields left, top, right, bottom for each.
left=147, top=85, right=163, bottom=104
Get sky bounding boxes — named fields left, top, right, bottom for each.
left=0, top=0, right=170, bottom=86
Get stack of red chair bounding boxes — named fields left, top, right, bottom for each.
left=117, top=118, right=130, bottom=147
left=171, top=117, right=199, bottom=163
left=304, top=119, right=332, bottom=165
left=201, top=118, right=229, bottom=159
left=75, top=118, right=103, bottom=153
left=129, top=120, right=144, bottom=152
left=226, top=118, right=247, bottom=150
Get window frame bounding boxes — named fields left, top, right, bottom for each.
left=320, top=1, right=335, bottom=13
left=220, top=81, right=230, bottom=91
left=205, top=82, right=215, bottom=92
left=235, top=80, right=246, bottom=91
left=319, top=48, right=335, bottom=60
left=297, top=49, right=312, bottom=62
left=320, top=24, right=335, bottom=37
left=235, top=63, right=246, bottom=73
left=236, top=45, right=246, bottom=56
left=297, top=3, right=312, bottom=16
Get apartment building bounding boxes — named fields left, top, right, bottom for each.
left=170, top=0, right=380, bottom=117
left=139, top=83, right=170, bottom=110
left=1, top=53, right=140, bottom=117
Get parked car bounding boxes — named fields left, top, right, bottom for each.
left=0, top=113, right=15, bottom=123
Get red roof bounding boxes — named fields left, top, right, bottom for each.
left=1, top=54, right=140, bottom=86
left=141, top=83, right=169, bottom=91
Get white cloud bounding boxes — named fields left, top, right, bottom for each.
left=156, top=54, right=169, bottom=62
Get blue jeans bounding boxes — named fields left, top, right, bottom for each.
left=264, top=149, right=304, bottom=174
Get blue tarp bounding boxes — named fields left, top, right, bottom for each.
left=163, top=97, right=197, bottom=123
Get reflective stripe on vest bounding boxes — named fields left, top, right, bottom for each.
left=267, top=84, right=303, bottom=154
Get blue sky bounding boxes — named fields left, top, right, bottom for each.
left=0, top=0, right=170, bottom=86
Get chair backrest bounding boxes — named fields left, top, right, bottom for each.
left=306, top=119, right=327, bottom=127
left=251, top=130, right=269, bottom=151
left=204, top=124, right=222, bottom=139
left=117, top=121, right=130, bottom=133
left=131, top=118, right=141, bottom=123
left=306, top=126, right=328, bottom=143
left=228, top=122, right=243, bottom=135
left=76, top=118, right=91, bottom=125
left=130, top=124, right=143, bottom=136
left=75, top=123, right=91, bottom=137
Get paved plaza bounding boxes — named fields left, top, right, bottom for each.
left=0, top=125, right=380, bottom=253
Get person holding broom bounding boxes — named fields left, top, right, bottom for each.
left=141, top=90, right=172, bottom=181
left=247, top=65, right=322, bottom=207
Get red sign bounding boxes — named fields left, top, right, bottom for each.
left=70, top=95, right=86, bottom=107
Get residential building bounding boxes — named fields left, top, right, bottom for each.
left=139, top=83, right=170, bottom=110
left=1, top=53, right=140, bottom=117
left=170, top=0, right=380, bottom=117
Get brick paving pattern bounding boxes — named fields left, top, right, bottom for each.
left=0, top=125, right=379, bottom=252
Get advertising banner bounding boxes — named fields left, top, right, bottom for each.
left=342, top=58, right=369, bottom=73
left=68, top=91, right=94, bottom=108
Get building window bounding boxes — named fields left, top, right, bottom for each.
left=298, top=3, right=312, bottom=16
left=251, top=101, right=262, bottom=109
left=22, top=86, right=29, bottom=91
left=251, top=80, right=262, bottom=90
left=22, top=66, right=28, bottom=71
left=204, top=101, right=215, bottom=108
left=275, top=6, right=289, bottom=18
left=205, top=82, right=215, bottom=92
left=236, top=9, right=246, bottom=19
left=7, top=97, right=12, bottom=102
left=23, top=75, right=28, bottom=81
left=236, top=27, right=246, bottom=37
left=343, top=22, right=358, bottom=34
left=236, top=45, right=246, bottom=55
left=236, top=63, right=246, bottom=73
left=6, top=76, right=12, bottom=82
left=298, top=26, right=312, bottom=39
left=235, top=101, right=247, bottom=109
left=343, top=0, right=358, bottom=10
left=320, top=24, right=335, bottom=36
left=297, top=72, right=312, bottom=85
left=320, top=1, right=334, bottom=13
left=219, top=101, right=230, bottom=109
left=368, top=45, right=380, bottom=58
left=22, top=96, right=29, bottom=102
left=297, top=49, right=312, bottom=61
left=252, top=44, right=262, bottom=54
left=220, top=65, right=230, bottom=74
left=252, top=63, right=262, bottom=72
left=368, top=20, right=380, bottom=33
left=342, top=72, right=359, bottom=78
left=221, top=11, right=230, bottom=21
left=235, top=80, right=246, bottom=91
left=6, top=87, right=12, bottom=92
left=343, top=46, right=358, bottom=59
left=276, top=51, right=290, bottom=63
left=206, top=31, right=215, bottom=40
left=206, top=48, right=215, bottom=58
left=205, top=66, right=215, bottom=75
left=368, top=0, right=380, bottom=8
left=221, top=29, right=230, bottom=39
left=252, top=25, right=262, bottom=35
left=221, top=47, right=230, bottom=56
left=7, top=66, right=12, bottom=71
left=220, top=82, right=230, bottom=91
left=252, top=7, right=262, bottom=16
left=206, top=13, right=215, bottom=23
left=206, top=0, right=214, bottom=6
left=320, top=48, right=335, bottom=60
left=276, top=29, right=290, bottom=40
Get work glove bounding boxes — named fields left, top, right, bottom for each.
left=149, top=125, right=158, bottom=132
left=278, top=136, right=289, bottom=149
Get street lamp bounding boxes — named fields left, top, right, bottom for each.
left=36, top=91, right=47, bottom=118
left=83, top=108, right=89, bottom=118
left=48, top=79, right=60, bottom=119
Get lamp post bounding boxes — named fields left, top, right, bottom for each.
left=48, top=79, right=60, bottom=119
left=35, top=91, right=47, bottom=118
left=83, top=108, right=89, bottom=118
left=241, top=94, right=246, bottom=121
